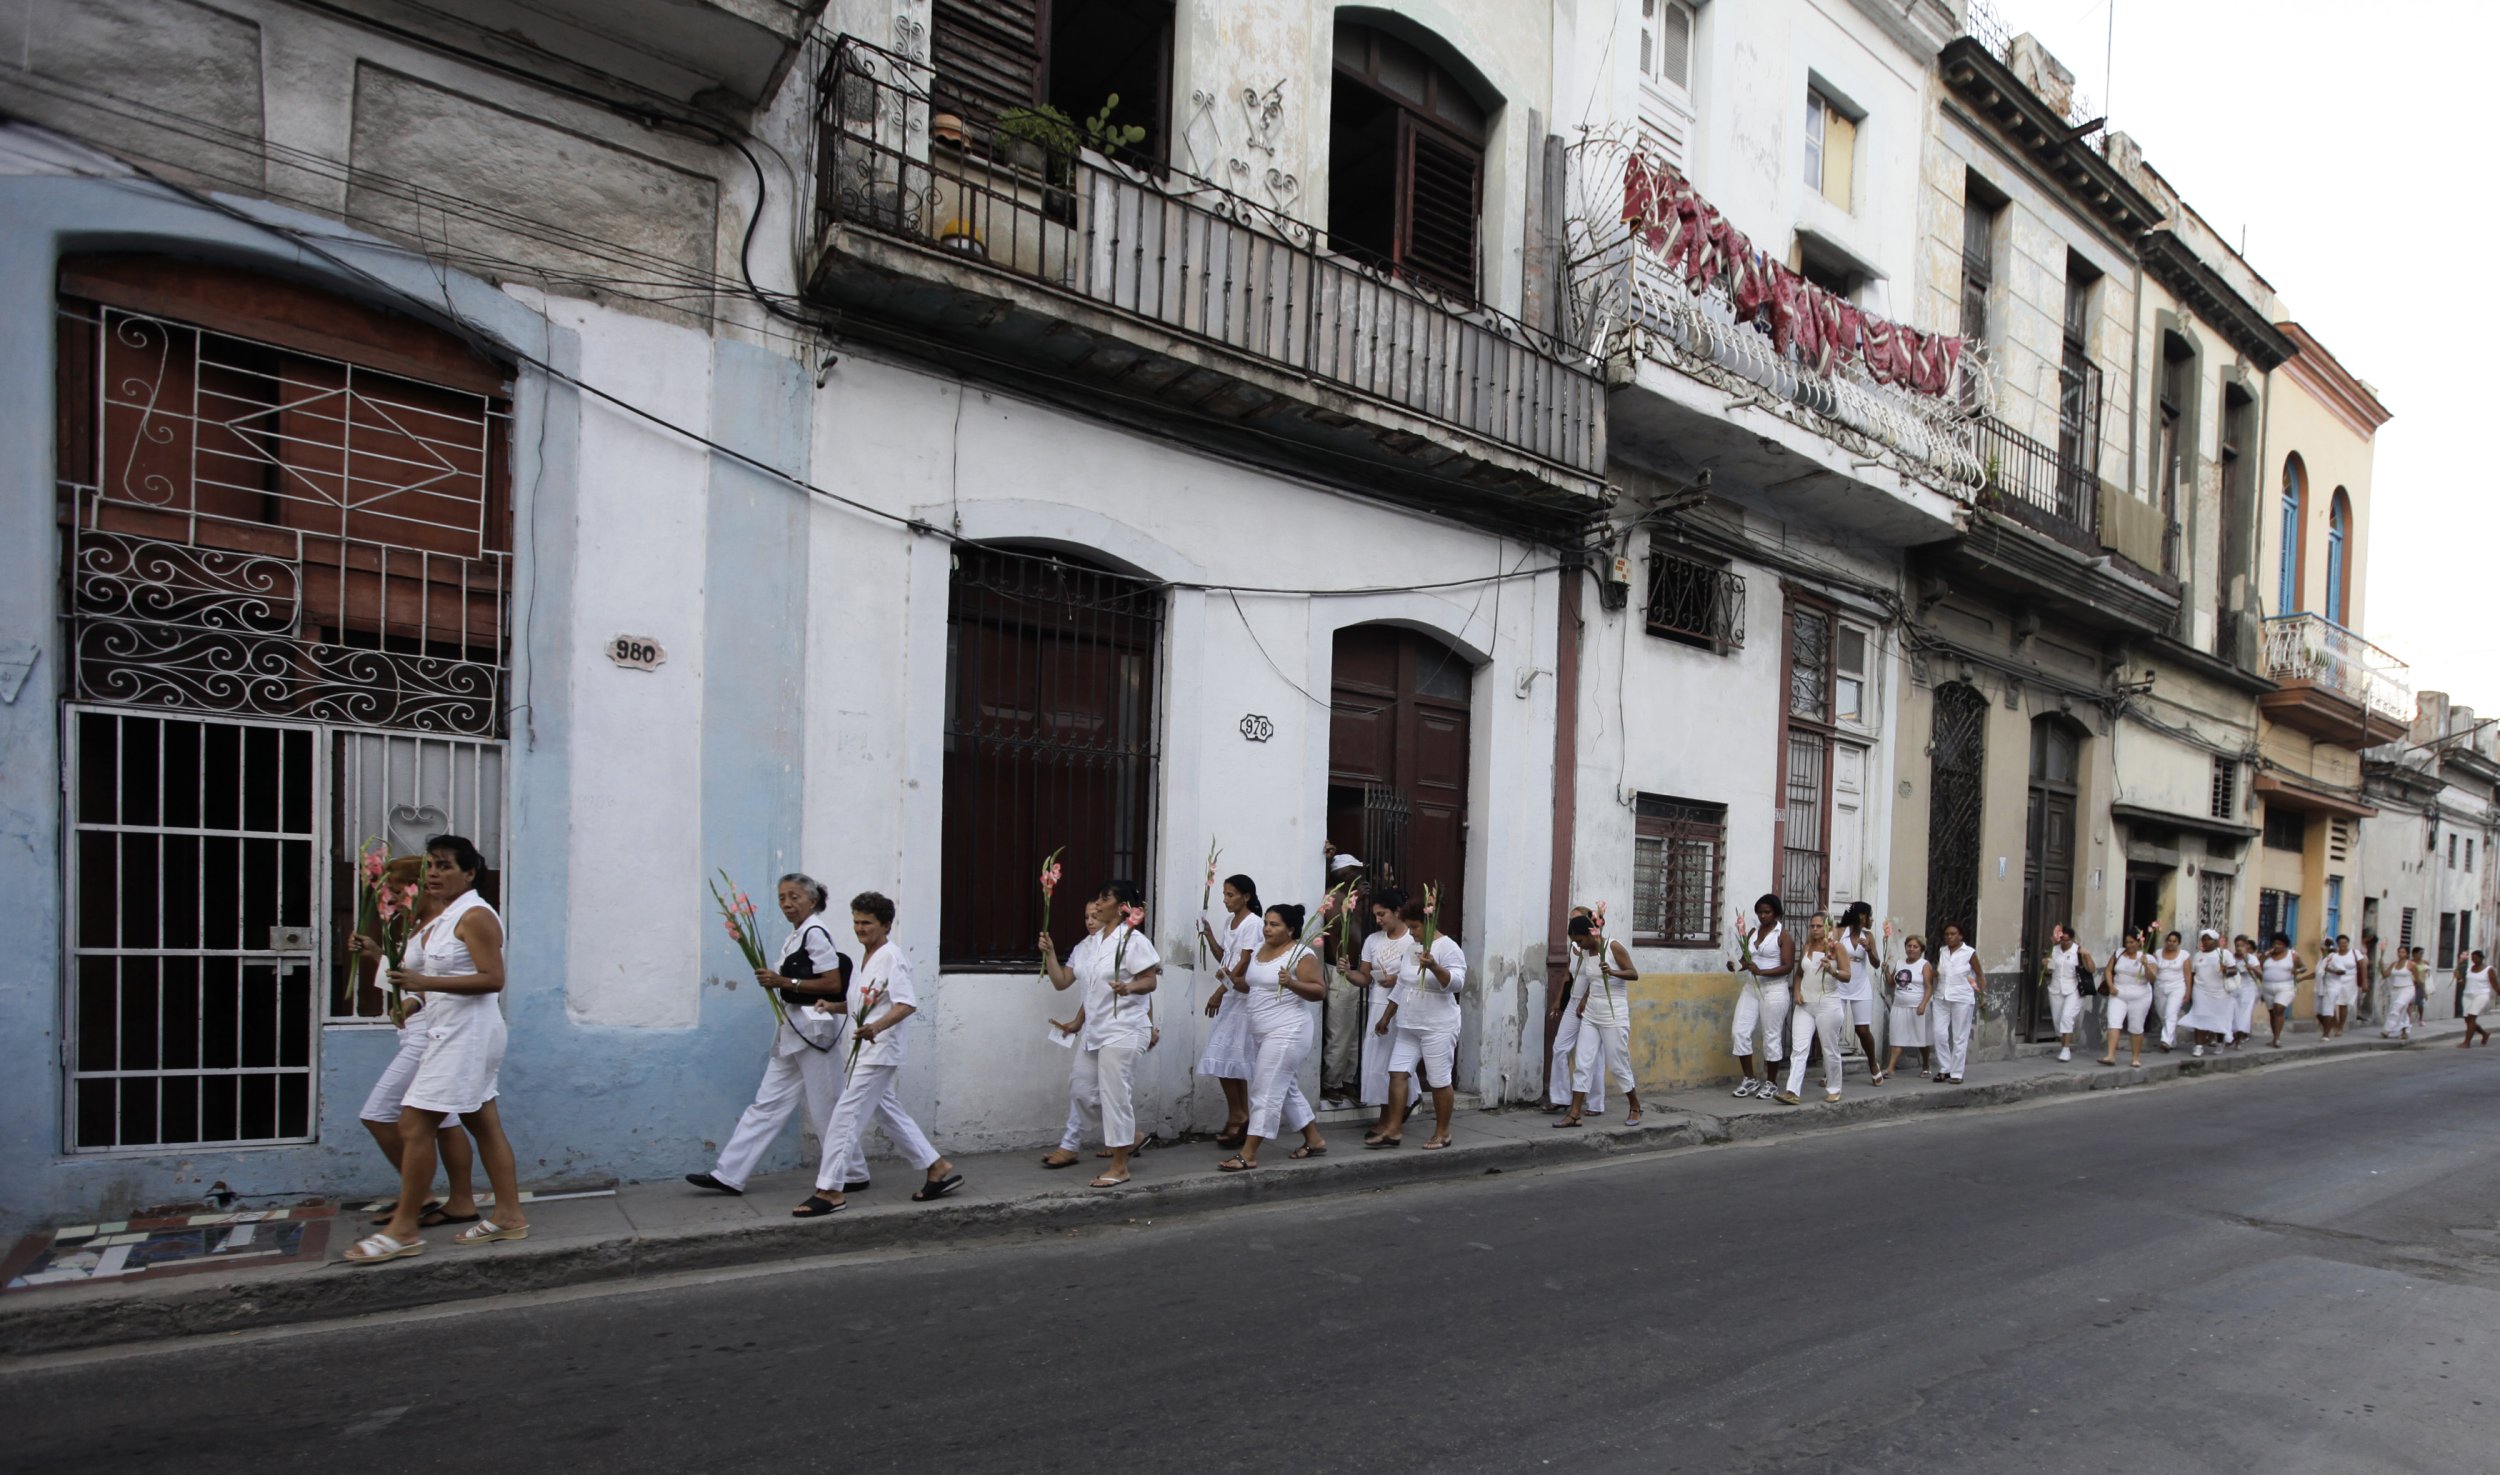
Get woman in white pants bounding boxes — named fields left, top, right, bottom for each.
left=1730, top=894, right=1795, bottom=1098
left=1554, top=913, right=1643, bottom=1127
left=2381, top=946, right=2419, bottom=1041
left=1778, top=914, right=1852, bottom=1104
left=2459, top=951, right=2493, bottom=1047
left=1196, top=875, right=1263, bottom=1149
left=2182, top=929, right=2239, bottom=1056
left=1038, top=879, right=1161, bottom=1188
left=795, top=892, right=961, bottom=1215
left=1216, top=905, right=1328, bottom=1169
left=345, top=858, right=477, bottom=1229
left=1547, top=906, right=1607, bottom=1117
left=688, top=873, right=856, bottom=1197
left=1835, top=903, right=1882, bottom=1084
left=1878, top=935, right=1931, bottom=1084
left=2098, top=930, right=2153, bottom=1068
left=2254, top=933, right=2304, bottom=1047
left=2042, top=923, right=2094, bottom=1062
left=2150, top=931, right=2190, bottom=1051
left=1930, top=923, right=1980, bottom=1084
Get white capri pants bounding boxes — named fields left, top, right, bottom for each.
left=1058, top=1044, right=1142, bottom=1155
left=1573, top=1018, right=1635, bottom=1098
left=1784, top=997, right=1847, bottom=1096
left=360, top=1028, right=461, bottom=1128
left=1245, top=1017, right=1316, bottom=1141
left=2050, top=986, right=2082, bottom=1035
left=1388, top=1022, right=1458, bottom=1091
left=1733, top=981, right=1791, bottom=1062
left=814, top=1062, right=940, bottom=1193
left=2106, top=985, right=2152, bottom=1036
left=1549, top=1007, right=1605, bottom=1112
left=2155, top=983, right=2186, bottom=1045
left=711, top=1044, right=844, bottom=1192
left=1929, top=997, right=1975, bottom=1078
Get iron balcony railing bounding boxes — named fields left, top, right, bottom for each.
left=2263, top=612, right=2414, bottom=724
left=813, top=34, right=1603, bottom=479
left=1973, top=410, right=2098, bottom=539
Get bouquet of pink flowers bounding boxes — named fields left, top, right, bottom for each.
left=1037, top=846, right=1066, bottom=983
left=355, top=840, right=423, bottom=1019
left=709, top=870, right=785, bottom=1026
left=845, top=977, right=885, bottom=1076
left=1198, top=836, right=1221, bottom=965
left=1304, top=882, right=1352, bottom=945
left=1418, top=882, right=1442, bottom=952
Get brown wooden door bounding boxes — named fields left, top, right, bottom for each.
left=1328, top=625, right=1471, bottom=940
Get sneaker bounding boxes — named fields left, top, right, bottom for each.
left=1774, top=1090, right=1802, bottom=1105
left=1732, top=1079, right=1759, bottom=1098
left=2192, top=1045, right=2204, bottom=1057
left=2057, top=1047, right=2072, bottom=1062
left=1824, top=1092, right=1842, bottom=1104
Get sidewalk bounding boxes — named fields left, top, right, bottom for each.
left=0, top=1021, right=2452, bottom=1356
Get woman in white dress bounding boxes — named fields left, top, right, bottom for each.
left=2150, top=931, right=2190, bottom=1051
left=2041, top=922, right=2095, bottom=1063
left=345, top=856, right=477, bottom=1230
left=687, top=873, right=856, bottom=1197
left=1878, top=934, right=1931, bottom=1084
left=2181, top=929, right=2239, bottom=1056
left=2097, top=930, right=2153, bottom=1068
left=1553, top=912, right=1643, bottom=1127
left=1195, top=874, right=1263, bottom=1149
left=2381, top=945, right=2420, bottom=1041
left=2228, top=934, right=2262, bottom=1048
left=1930, top=923, right=1980, bottom=1085
left=346, top=835, right=529, bottom=1263
left=1777, top=913, right=1852, bottom=1105
left=2459, top=950, right=2493, bottom=1048
left=1341, top=887, right=1421, bottom=1143
left=2255, top=933, right=2305, bottom=1048
left=2315, top=936, right=2360, bottom=1041
left=1216, top=904, right=1329, bottom=1169
left=1730, top=894, right=1795, bottom=1098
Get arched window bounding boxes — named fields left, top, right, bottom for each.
left=1329, top=14, right=1498, bottom=300
left=2326, top=487, right=2352, bottom=626
left=1925, top=681, right=1988, bottom=945
left=2277, top=455, right=2305, bottom=613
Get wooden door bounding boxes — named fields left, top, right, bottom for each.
left=2020, top=719, right=2080, bottom=1040
left=1328, top=625, right=1472, bottom=940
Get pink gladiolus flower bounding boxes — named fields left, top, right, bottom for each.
left=1122, top=905, right=1145, bottom=929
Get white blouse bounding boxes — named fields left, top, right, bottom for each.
left=2111, top=952, right=2151, bottom=993
left=2151, top=949, right=2189, bottom=989
left=1934, top=943, right=1980, bottom=1002
left=1748, top=923, right=1788, bottom=982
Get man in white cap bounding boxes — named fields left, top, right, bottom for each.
left=1318, top=843, right=1366, bottom=1106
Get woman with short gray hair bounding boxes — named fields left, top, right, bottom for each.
left=686, top=872, right=856, bottom=1196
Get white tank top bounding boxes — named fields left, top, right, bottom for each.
left=2112, top=952, right=2150, bottom=993
left=1797, top=947, right=1837, bottom=1007
left=413, top=890, right=500, bottom=1024
left=1749, top=923, right=1787, bottom=981
left=2048, top=943, right=2081, bottom=991
left=2261, top=953, right=2296, bottom=987
left=1837, top=933, right=1875, bottom=1000
left=2152, top=949, right=2188, bottom=988
left=2468, top=965, right=2493, bottom=996
left=1243, top=943, right=1315, bottom=1032
left=1575, top=948, right=1624, bottom=1026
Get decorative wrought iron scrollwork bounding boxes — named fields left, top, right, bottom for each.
left=74, top=619, right=501, bottom=736
left=73, top=529, right=298, bottom=634
left=1925, top=681, right=1989, bottom=942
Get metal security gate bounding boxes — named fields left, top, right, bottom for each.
left=65, top=707, right=322, bottom=1150
left=1925, top=682, right=1988, bottom=943
left=330, top=732, right=507, bottom=1020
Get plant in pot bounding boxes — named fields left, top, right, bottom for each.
left=992, top=104, right=1081, bottom=185
left=1083, top=93, right=1148, bottom=159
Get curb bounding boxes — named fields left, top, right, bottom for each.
left=0, top=1035, right=2419, bottom=1356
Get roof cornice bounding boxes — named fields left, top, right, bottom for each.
left=1936, top=36, right=2163, bottom=240
left=2274, top=321, right=2392, bottom=435
left=2140, top=230, right=2298, bottom=371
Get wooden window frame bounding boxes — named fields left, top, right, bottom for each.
left=1332, top=20, right=1490, bottom=302
left=1773, top=590, right=1840, bottom=913
left=1633, top=793, right=1727, bottom=947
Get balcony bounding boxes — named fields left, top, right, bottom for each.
left=1930, top=410, right=2177, bottom=636
left=808, top=37, right=1606, bottom=534
left=2261, top=612, right=2414, bottom=747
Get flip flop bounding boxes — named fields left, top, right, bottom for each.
left=1363, top=1136, right=1401, bottom=1149
left=1288, top=1144, right=1327, bottom=1159
left=1087, top=1175, right=1130, bottom=1189
left=453, top=1218, right=529, bottom=1244
left=1419, top=1139, right=1450, bottom=1150
left=418, top=1207, right=480, bottom=1229
left=343, top=1231, right=422, bottom=1265
left=911, top=1174, right=964, bottom=1202
left=791, top=1195, right=846, bottom=1218
left=372, top=1199, right=441, bottom=1227
left=1216, top=1155, right=1256, bottom=1172
left=1040, top=1153, right=1081, bottom=1169
left=1552, top=1116, right=1585, bottom=1129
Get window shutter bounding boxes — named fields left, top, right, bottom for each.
left=1656, top=1, right=1692, bottom=90
left=1400, top=120, right=1480, bottom=300
left=931, top=0, right=1041, bottom=124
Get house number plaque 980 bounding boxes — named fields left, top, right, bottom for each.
left=608, top=635, right=666, bottom=672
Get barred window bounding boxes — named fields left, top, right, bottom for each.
left=2262, top=805, right=2305, bottom=852
left=2209, top=756, right=2236, bottom=821
left=1634, top=794, right=1726, bottom=946
left=2400, top=906, right=2417, bottom=951
left=1644, top=551, right=1745, bottom=653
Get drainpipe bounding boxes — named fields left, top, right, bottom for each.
left=1544, top=551, right=1585, bottom=1103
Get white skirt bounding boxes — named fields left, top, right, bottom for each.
left=402, top=995, right=507, bottom=1115
left=359, top=1026, right=462, bottom=1128
left=1887, top=1002, right=1928, bottom=1049
left=1195, top=988, right=1255, bottom=1080
left=2182, top=987, right=2236, bottom=1033
left=2465, top=987, right=2493, bottom=1016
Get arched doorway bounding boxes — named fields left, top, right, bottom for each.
left=1925, top=681, right=1987, bottom=944
left=2020, top=716, right=2084, bottom=1040
left=1325, top=624, right=1472, bottom=1102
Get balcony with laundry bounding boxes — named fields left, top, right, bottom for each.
left=1566, top=137, right=1979, bottom=546
left=2261, top=612, right=2413, bottom=749
left=805, top=24, right=1607, bottom=536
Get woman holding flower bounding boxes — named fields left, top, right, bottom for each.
left=1216, top=904, right=1329, bottom=1170
left=796, top=891, right=961, bottom=1216
left=346, top=855, right=478, bottom=1229
left=688, top=873, right=856, bottom=1197
left=1039, top=879, right=1161, bottom=1188
left=1378, top=896, right=1466, bottom=1150
left=1195, top=873, right=1263, bottom=1148
left=1553, top=910, right=1642, bottom=1128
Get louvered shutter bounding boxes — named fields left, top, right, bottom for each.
left=931, top=0, right=1041, bottom=125
left=1400, top=119, right=1480, bottom=301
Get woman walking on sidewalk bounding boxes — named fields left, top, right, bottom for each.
left=1930, top=923, right=1980, bottom=1085
left=2182, top=929, right=2238, bottom=1056
left=2316, top=936, right=2360, bottom=1041
left=1777, top=913, right=1852, bottom=1105
left=1835, top=903, right=1882, bottom=1079
left=2256, top=933, right=2305, bottom=1047
left=2042, top=923, right=2094, bottom=1063
left=346, top=836, right=528, bottom=1263
left=1217, top=905, right=1328, bottom=1170
left=688, top=874, right=854, bottom=1198
left=2098, top=929, right=2153, bottom=1068
left=1878, top=933, right=1932, bottom=1084
left=1546, top=906, right=1606, bottom=1117
left=1039, top=881, right=1161, bottom=1187
left=1377, top=897, right=1466, bottom=1150
left=1554, top=912, right=1642, bottom=1127
left=346, top=858, right=478, bottom=1231
left=2460, top=950, right=2493, bottom=1047
left=2151, top=930, right=2190, bottom=1052
left=797, top=892, right=960, bottom=1216
left=1195, top=874, right=1263, bottom=1149
left=2381, top=944, right=2420, bottom=1041
left=2229, top=935, right=2262, bottom=1048
left=1730, top=895, right=1795, bottom=1098
left=1344, top=887, right=1421, bottom=1137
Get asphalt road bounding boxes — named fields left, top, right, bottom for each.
left=10, top=1047, right=2500, bottom=1475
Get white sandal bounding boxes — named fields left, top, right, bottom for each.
left=453, top=1218, right=530, bottom=1246
left=344, top=1231, right=422, bottom=1265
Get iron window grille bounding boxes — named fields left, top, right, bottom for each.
left=2401, top=906, right=2417, bottom=951
left=1634, top=794, right=1726, bottom=946
left=1777, top=596, right=1840, bottom=914
left=1925, top=680, right=1988, bottom=942
left=2262, top=805, right=2306, bottom=852
left=1644, top=551, right=1746, bottom=653
left=2209, top=756, right=2236, bottom=821
left=942, top=545, right=1164, bottom=969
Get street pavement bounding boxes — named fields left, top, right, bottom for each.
left=7, top=1043, right=2497, bottom=1474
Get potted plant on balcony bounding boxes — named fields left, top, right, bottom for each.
left=993, top=105, right=1081, bottom=185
